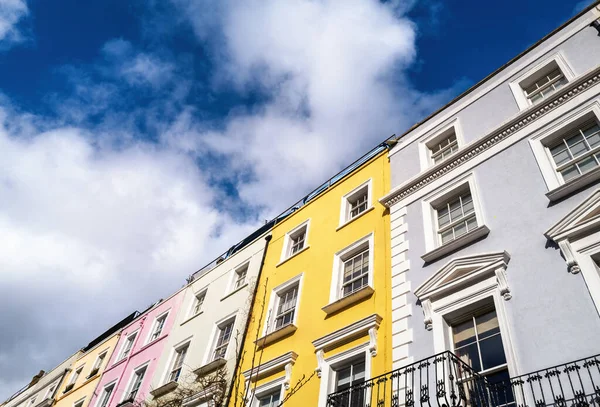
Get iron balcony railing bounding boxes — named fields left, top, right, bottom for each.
left=326, top=351, right=600, bottom=407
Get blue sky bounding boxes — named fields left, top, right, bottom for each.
left=0, top=0, right=593, bottom=400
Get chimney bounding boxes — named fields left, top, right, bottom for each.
left=28, top=370, right=45, bottom=388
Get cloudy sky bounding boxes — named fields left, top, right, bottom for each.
left=0, top=0, right=589, bottom=400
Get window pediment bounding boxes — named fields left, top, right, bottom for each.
left=415, top=251, right=511, bottom=301
left=545, top=188, right=600, bottom=242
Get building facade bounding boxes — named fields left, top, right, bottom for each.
left=232, top=148, right=393, bottom=407
left=53, top=313, right=138, bottom=407
left=329, top=4, right=600, bottom=407
left=87, top=292, right=184, bottom=407
left=146, top=224, right=273, bottom=406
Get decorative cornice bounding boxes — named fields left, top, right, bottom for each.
left=242, top=351, right=298, bottom=382
left=381, top=67, right=600, bottom=207
left=312, top=314, right=382, bottom=352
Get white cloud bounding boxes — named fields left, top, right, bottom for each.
left=0, top=0, right=28, bottom=45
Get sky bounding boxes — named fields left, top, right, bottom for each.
left=0, top=0, right=592, bottom=400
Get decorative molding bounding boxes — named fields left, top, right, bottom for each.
left=368, top=328, right=377, bottom=357
left=242, top=351, right=298, bottom=382
left=559, top=239, right=582, bottom=274
left=311, top=314, right=382, bottom=353
left=421, top=225, right=490, bottom=263
left=315, top=350, right=325, bottom=378
left=495, top=266, right=512, bottom=300
left=255, top=324, right=297, bottom=348
left=193, top=358, right=227, bottom=377
left=321, top=286, right=374, bottom=315
left=422, top=299, right=433, bottom=331
left=381, top=67, right=600, bottom=207
left=284, top=363, right=293, bottom=390
left=149, top=381, right=178, bottom=398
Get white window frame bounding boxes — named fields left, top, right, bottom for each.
left=67, top=365, right=84, bottom=388
left=421, top=173, right=487, bottom=259
left=509, top=52, right=574, bottom=111
left=228, top=261, right=250, bottom=294
left=94, top=381, right=117, bottom=407
left=329, top=234, right=374, bottom=304
left=189, top=288, right=208, bottom=318
left=338, top=179, right=373, bottom=228
left=117, top=330, right=139, bottom=362
left=204, top=312, right=237, bottom=364
left=88, top=350, right=108, bottom=377
left=246, top=377, right=285, bottom=407
left=279, top=220, right=310, bottom=263
left=72, top=396, right=86, bottom=407
left=44, top=382, right=59, bottom=399
left=166, top=340, right=191, bottom=383
left=530, top=102, right=600, bottom=198
left=146, top=310, right=170, bottom=344
left=317, top=343, right=372, bottom=407
left=418, top=119, right=465, bottom=170
left=263, top=274, right=304, bottom=336
left=120, top=362, right=150, bottom=403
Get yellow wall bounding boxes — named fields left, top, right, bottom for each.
left=234, top=151, right=391, bottom=406
left=54, top=334, right=120, bottom=407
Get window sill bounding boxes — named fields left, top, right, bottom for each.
left=180, top=311, right=204, bottom=326
left=336, top=206, right=375, bottom=231
left=276, top=246, right=310, bottom=268
left=193, top=358, right=227, bottom=377
left=421, top=225, right=490, bottom=263
left=322, top=286, right=374, bottom=316
left=255, top=324, right=298, bottom=348
left=110, top=357, right=127, bottom=369
left=150, top=381, right=179, bottom=398
left=546, top=167, right=600, bottom=202
left=220, top=283, right=249, bottom=302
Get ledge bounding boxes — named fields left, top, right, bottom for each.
left=180, top=311, right=204, bottom=327
left=421, top=225, right=490, bottom=263
left=220, top=283, right=249, bottom=302
left=276, top=246, right=310, bottom=268
left=546, top=167, right=600, bottom=202
left=255, top=324, right=297, bottom=348
left=322, top=286, right=374, bottom=315
left=115, top=398, right=134, bottom=407
left=336, top=207, right=375, bottom=231
left=34, top=398, right=53, bottom=407
left=85, top=369, right=99, bottom=380
left=150, top=381, right=179, bottom=398
left=193, top=358, right=227, bottom=377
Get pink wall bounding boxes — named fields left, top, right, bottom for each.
left=88, top=289, right=185, bottom=407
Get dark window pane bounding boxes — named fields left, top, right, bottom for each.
left=455, top=343, right=481, bottom=372
left=479, top=334, right=507, bottom=370
left=486, top=369, right=515, bottom=406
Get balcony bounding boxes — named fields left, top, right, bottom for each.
left=326, top=351, right=600, bottom=407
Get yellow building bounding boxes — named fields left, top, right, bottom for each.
left=54, top=313, right=138, bottom=407
left=231, top=145, right=393, bottom=407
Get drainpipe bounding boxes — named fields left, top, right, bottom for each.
left=224, top=234, right=272, bottom=407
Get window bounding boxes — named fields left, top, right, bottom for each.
left=192, top=291, right=206, bottom=316
left=452, top=309, right=514, bottom=406
left=89, top=352, right=106, bottom=377
left=149, top=314, right=167, bottom=342
left=281, top=221, right=310, bottom=261
left=213, top=319, right=235, bottom=360
left=120, top=333, right=137, bottom=361
left=233, top=264, right=248, bottom=290
left=341, top=248, right=369, bottom=297
left=64, top=366, right=83, bottom=392
left=547, top=119, right=600, bottom=183
left=340, top=181, right=372, bottom=226
left=29, top=397, right=37, bottom=406
left=430, top=131, right=459, bottom=165
left=73, top=399, right=85, bottom=407
left=97, top=384, right=114, bottom=407
left=257, top=390, right=281, bottom=407
left=274, top=285, right=298, bottom=330
left=522, top=66, right=567, bottom=105
left=127, top=366, right=147, bottom=401
left=334, top=357, right=366, bottom=407
left=168, top=344, right=189, bottom=382
left=45, top=385, right=56, bottom=399
left=435, top=191, right=477, bottom=245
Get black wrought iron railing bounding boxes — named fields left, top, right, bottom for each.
left=326, top=352, right=600, bottom=407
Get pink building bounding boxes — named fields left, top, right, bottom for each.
left=88, top=289, right=185, bottom=407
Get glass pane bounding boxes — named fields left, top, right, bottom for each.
left=453, top=221, right=467, bottom=238
left=479, top=334, right=507, bottom=370
left=585, top=129, right=600, bottom=148
left=530, top=93, right=543, bottom=103
left=463, top=197, right=474, bottom=215
left=476, top=311, right=500, bottom=339
left=553, top=76, right=568, bottom=90
left=561, top=165, right=580, bottom=181
left=441, top=229, right=454, bottom=244
left=449, top=200, right=462, bottom=221
left=550, top=144, right=571, bottom=166
left=487, top=369, right=515, bottom=406
left=438, top=209, right=450, bottom=227
left=577, top=156, right=598, bottom=174
left=466, top=216, right=478, bottom=231
left=455, top=342, right=481, bottom=372
left=566, top=135, right=588, bottom=157
left=336, top=366, right=352, bottom=390
left=453, top=319, right=476, bottom=347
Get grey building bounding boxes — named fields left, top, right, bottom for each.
left=327, top=3, right=600, bottom=407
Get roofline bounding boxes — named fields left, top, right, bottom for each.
left=383, top=0, right=600, bottom=145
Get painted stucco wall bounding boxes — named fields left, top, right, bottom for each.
left=54, top=334, right=121, bottom=407
left=234, top=152, right=392, bottom=407
left=87, top=290, right=185, bottom=407
left=147, top=232, right=269, bottom=400
left=386, top=8, right=600, bottom=377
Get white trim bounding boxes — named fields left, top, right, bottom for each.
left=387, top=9, right=599, bottom=159
left=225, top=260, right=251, bottom=296
left=144, top=309, right=170, bottom=345
left=420, top=172, right=486, bottom=257
left=72, top=396, right=86, bottom=407
left=509, top=52, right=575, bottom=110
left=115, top=330, right=139, bottom=363
left=188, top=287, right=208, bottom=319
left=119, top=361, right=151, bottom=403
left=279, top=219, right=311, bottom=263
left=242, top=351, right=298, bottom=385
left=418, top=118, right=465, bottom=170
left=262, top=273, right=304, bottom=337
left=93, top=380, right=117, bottom=407
left=246, top=376, right=286, bottom=407
left=160, top=336, right=193, bottom=386
left=202, top=311, right=238, bottom=365
left=338, top=179, right=373, bottom=228
left=329, top=233, right=374, bottom=304
left=317, top=342, right=372, bottom=407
